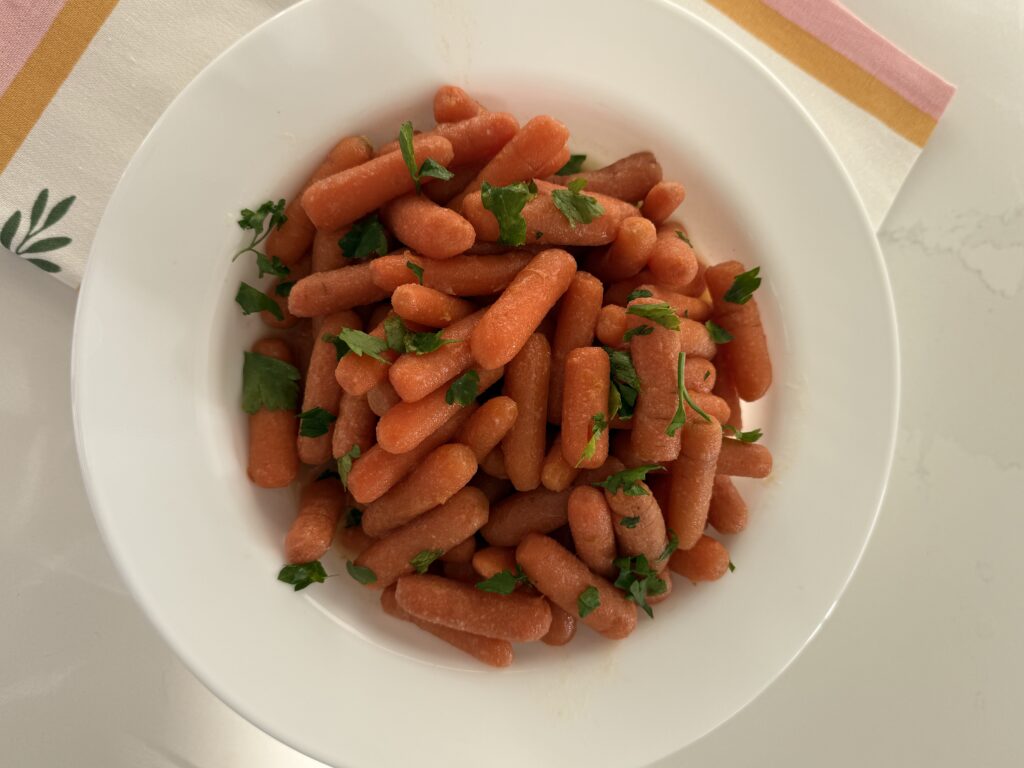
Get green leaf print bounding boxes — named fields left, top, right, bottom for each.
left=2, top=188, right=75, bottom=273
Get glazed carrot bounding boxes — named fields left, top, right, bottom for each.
left=462, top=180, right=639, bottom=247
left=628, top=297, right=682, bottom=462
left=708, top=475, right=748, bottom=534
left=541, top=438, right=580, bottom=492
left=560, top=348, right=610, bottom=469
left=688, top=392, right=731, bottom=425
left=262, top=257, right=310, bottom=329
left=347, top=405, right=475, bottom=503
left=376, top=367, right=503, bottom=454
left=712, top=364, right=742, bottom=430
left=337, top=524, right=375, bottom=558
left=604, top=480, right=668, bottom=566
left=481, top=488, right=571, bottom=546
left=266, top=136, right=373, bottom=265
left=548, top=271, right=603, bottom=422
left=370, top=251, right=534, bottom=296
left=586, top=216, right=657, bottom=282
left=288, top=262, right=390, bottom=318
left=434, top=112, right=520, bottom=165
left=567, top=486, right=617, bottom=578
left=537, top=145, right=572, bottom=178
left=441, top=536, right=477, bottom=564
left=449, top=115, right=570, bottom=210
left=669, top=535, right=730, bottom=582
left=284, top=478, right=346, bottom=563
left=706, top=260, right=772, bottom=401
left=470, top=249, right=577, bottom=369
left=380, top=585, right=513, bottom=668
left=687, top=357, right=716, bottom=393
left=642, top=181, right=686, bottom=226
left=596, top=304, right=628, bottom=347
left=355, top=486, right=488, bottom=588
left=574, top=456, right=626, bottom=488
left=542, top=602, right=578, bottom=646
left=647, top=227, right=698, bottom=291
left=443, top=561, right=478, bottom=582
left=332, top=393, right=377, bottom=459
left=302, top=134, right=455, bottom=231
left=311, top=227, right=347, bottom=273
left=298, top=311, right=358, bottom=464
left=716, top=439, right=772, bottom=478
left=396, top=574, right=552, bottom=642
left=334, top=312, right=410, bottom=397
left=422, top=163, right=482, bottom=204
left=472, top=546, right=518, bottom=578
left=388, top=309, right=484, bottom=402
left=516, top=533, right=637, bottom=640
left=603, top=278, right=711, bottom=321
left=433, top=85, right=485, bottom=123
left=667, top=416, right=723, bottom=550
left=480, top=447, right=509, bottom=479
left=679, top=317, right=717, bottom=358
left=501, top=334, right=550, bottom=491
left=367, top=379, right=401, bottom=416
left=391, top=283, right=475, bottom=327
left=456, top=395, right=518, bottom=462
left=361, top=443, right=478, bottom=537
left=470, top=474, right=514, bottom=505
left=381, top=193, right=476, bottom=259
left=247, top=338, right=299, bottom=488
left=548, top=151, right=662, bottom=203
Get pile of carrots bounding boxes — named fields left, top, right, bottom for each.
left=239, top=85, right=773, bottom=667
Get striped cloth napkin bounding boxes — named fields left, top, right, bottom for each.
left=0, top=0, right=954, bottom=288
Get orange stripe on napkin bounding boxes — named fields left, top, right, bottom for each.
left=0, top=0, right=119, bottom=173
left=705, top=0, right=937, bottom=147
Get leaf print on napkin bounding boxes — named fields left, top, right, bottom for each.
left=1, top=188, right=76, bottom=273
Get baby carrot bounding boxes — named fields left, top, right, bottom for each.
left=516, top=533, right=637, bottom=640
left=501, top=334, right=551, bottom=491
left=441, top=536, right=477, bottom=564
left=548, top=151, right=663, bottom=203
left=376, top=367, right=503, bottom=454
left=716, top=438, right=772, bottom=478
left=434, top=112, right=521, bottom=166
left=391, top=283, right=475, bottom=327
left=480, top=447, right=509, bottom=479
left=433, top=85, right=485, bottom=123
left=247, top=338, right=299, bottom=488
left=679, top=317, right=717, bottom=358
left=298, top=311, right=357, bottom=465
left=361, top=443, right=478, bottom=537
left=567, top=486, right=617, bottom=578
left=423, top=163, right=482, bottom=204
left=481, top=488, right=572, bottom=546
left=669, top=535, right=731, bottom=582
left=667, top=416, right=723, bottom=550
left=332, top=393, right=377, bottom=460
left=542, top=601, right=578, bottom=646
left=647, top=226, right=698, bottom=291
left=288, top=262, right=390, bottom=318
left=541, top=437, right=580, bottom=492
left=367, top=379, right=401, bottom=416
left=334, top=314, right=400, bottom=397
left=596, top=304, right=628, bottom=347
left=370, top=251, right=534, bottom=296
left=706, top=260, right=772, bottom=401
left=548, top=271, right=603, bottom=423
left=687, top=357, right=716, bottom=393
left=560, top=348, right=610, bottom=469
left=604, top=480, right=668, bottom=567
left=388, top=309, right=485, bottom=402
left=456, top=395, right=519, bottom=462
left=642, top=181, right=686, bottom=226
left=708, top=475, right=748, bottom=534
left=337, top=524, right=375, bottom=558
left=688, top=392, right=731, bottom=424
left=472, top=546, right=519, bottom=579
left=285, top=477, right=346, bottom=564
left=712, top=364, right=742, bottom=430
left=302, top=134, right=455, bottom=231
left=470, top=248, right=577, bottom=369
left=586, top=216, right=657, bottom=282
left=355, top=486, right=488, bottom=588
left=381, top=193, right=476, bottom=259
left=628, top=297, right=682, bottom=462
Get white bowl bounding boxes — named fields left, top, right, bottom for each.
left=72, top=0, right=898, bottom=765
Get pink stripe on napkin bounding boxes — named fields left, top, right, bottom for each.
left=0, top=0, right=68, bottom=96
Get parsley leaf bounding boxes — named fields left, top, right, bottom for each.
left=346, top=560, right=377, bottom=585
left=666, top=352, right=688, bottom=437
left=337, top=444, right=361, bottom=490
left=383, top=315, right=407, bottom=352
left=298, top=407, right=336, bottom=438
left=728, top=560, right=736, bottom=573
left=675, top=229, right=692, bottom=247
left=384, top=316, right=459, bottom=356
left=446, top=370, right=480, bottom=406
left=551, top=178, right=604, bottom=227
left=625, top=288, right=653, bottom=302
left=256, top=252, right=290, bottom=279
left=576, top=412, right=608, bottom=468
left=235, top=282, right=283, bottom=321
left=577, top=585, right=600, bottom=618
left=344, top=507, right=363, bottom=528
left=274, top=281, right=295, bottom=298
left=613, top=555, right=665, bottom=619
left=398, top=121, right=454, bottom=190
left=339, top=214, right=388, bottom=261
left=705, top=320, right=733, bottom=344
left=594, top=464, right=664, bottom=496
left=480, top=180, right=537, bottom=246
left=277, top=561, right=327, bottom=591
left=723, top=266, right=761, bottom=304
left=622, top=324, right=653, bottom=342
left=625, top=301, right=679, bottom=330
left=406, top=260, right=424, bottom=284
left=232, top=199, right=287, bottom=262
left=242, top=351, right=300, bottom=414
left=657, top=530, right=679, bottom=562
left=604, top=347, right=640, bottom=421
left=322, top=328, right=391, bottom=364
left=556, top=154, right=587, bottom=175
left=724, top=425, right=763, bottom=443
left=410, top=549, right=443, bottom=574
left=475, top=566, right=530, bottom=595
left=620, top=516, right=641, bottom=529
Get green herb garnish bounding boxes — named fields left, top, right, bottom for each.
left=384, top=316, right=460, bottom=355
left=445, top=370, right=480, bottom=406
left=675, top=230, right=692, bottom=246
left=576, top=413, right=608, bottom=468
left=322, top=328, right=391, bottom=364
left=398, top=121, right=454, bottom=190
left=346, top=560, right=377, bottom=585
left=555, top=154, right=586, bottom=175
left=278, top=561, right=327, bottom=591
left=406, top=260, right=424, bottom=284
left=625, top=301, right=679, bottom=330
left=724, top=425, right=763, bottom=443
left=577, top=585, right=600, bottom=618
left=723, top=266, right=761, bottom=304
left=705, top=320, right=733, bottom=344
left=475, top=566, right=530, bottom=595
left=480, top=180, right=537, bottom=246
left=298, top=407, right=336, bottom=438
left=232, top=199, right=287, bottom=262
left=339, top=214, right=388, bottom=261
left=619, top=516, right=640, bottom=529
left=337, top=444, right=361, bottom=490
left=241, top=351, right=300, bottom=414
left=622, top=324, right=653, bottom=342
left=604, top=347, right=640, bottom=421
left=235, top=282, right=283, bottom=321
left=625, top=288, right=653, bottom=302
left=657, top=530, right=679, bottom=562
left=410, top=549, right=443, bottom=574
left=551, top=178, right=604, bottom=227
left=594, top=464, right=664, bottom=496
left=613, top=555, right=666, bottom=619
left=256, top=253, right=289, bottom=279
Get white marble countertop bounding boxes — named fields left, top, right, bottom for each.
left=2, top=1, right=1021, bottom=765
